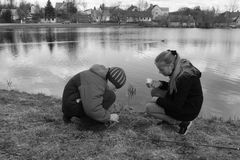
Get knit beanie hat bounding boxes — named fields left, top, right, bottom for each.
left=107, top=67, right=126, bottom=89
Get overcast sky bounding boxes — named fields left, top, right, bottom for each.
left=5, top=0, right=240, bottom=12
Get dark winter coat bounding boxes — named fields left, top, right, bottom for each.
left=156, top=59, right=203, bottom=121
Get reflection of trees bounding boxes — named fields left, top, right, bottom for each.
left=99, top=31, right=106, bottom=49
left=148, top=42, right=158, bottom=48
left=34, top=28, right=43, bottom=43
left=0, top=29, right=19, bottom=57
left=66, top=31, right=78, bottom=58
left=0, top=29, right=15, bottom=43
left=179, top=37, right=213, bottom=49
left=66, top=42, right=78, bottom=58
left=33, top=28, right=43, bottom=49
left=56, top=29, right=78, bottom=59
left=136, top=42, right=158, bottom=53
left=46, top=28, right=55, bottom=53
left=10, top=44, right=18, bottom=57
left=19, top=30, right=33, bottom=43
left=18, top=29, right=34, bottom=54
left=108, top=31, right=120, bottom=51
left=223, top=32, right=233, bottom=56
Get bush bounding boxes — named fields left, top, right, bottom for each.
left=0, top=9, right=12, bottom=23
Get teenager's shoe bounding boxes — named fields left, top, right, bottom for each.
left=63, top=115, right=71, bottom=124
left=178, top=121, right=192, bottom=135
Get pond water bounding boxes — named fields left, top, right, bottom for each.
left=0, top=27, right=240, bottom=120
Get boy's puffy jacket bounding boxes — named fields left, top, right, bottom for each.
left=62, top=64, right=111, bottom=122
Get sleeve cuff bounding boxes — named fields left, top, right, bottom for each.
left=156, top=97, right=167, bottom=109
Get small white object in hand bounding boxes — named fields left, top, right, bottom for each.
left=146, top=78, right=153, bottom=88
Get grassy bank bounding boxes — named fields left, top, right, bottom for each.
left=0, top=89, right=239, bottom=160
left=0, top=23, right=140, bottom=29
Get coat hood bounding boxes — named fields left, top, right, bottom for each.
left=89, top=64, right=109, bottom=79
left=180, top=59, right=201, bottom=78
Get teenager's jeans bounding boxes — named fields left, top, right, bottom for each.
left=145, top=88, right=180, bottom=124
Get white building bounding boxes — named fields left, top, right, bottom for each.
left=147, top=5, right=169, bottom=20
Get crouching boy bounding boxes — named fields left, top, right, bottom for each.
left=62, top=64, right=126, bottom=125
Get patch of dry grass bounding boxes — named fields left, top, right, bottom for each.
left=0, top=89, right=240, bottom=160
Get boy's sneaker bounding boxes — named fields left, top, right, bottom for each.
left=178, top=121, right=192, bottom=135
left=63, top=115, right=71, bottom=124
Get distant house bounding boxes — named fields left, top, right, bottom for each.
left=100, top=6, right=115, bottom=22
left=147, top=5, right=169, bottom=21
left=40, top=18, right=56, bottom=23
left=83, top=9, right=92, bottom=15
left=168, top=14, right=195, bottom=27
left=0, top=9, right=19, bottom=21
left=91, top=5, right=112, bottom=22
left=125, top=5, right=151, bottom=23
left=215, top=11, right=240, bottom=27
left=126, top=5, right=139, bottom=22
left=182, top=15, right=195, bottom=27
left=214, top=12, right=229, bottom=27
left=91, top=4, right=121, bottom=23
left=168, top=15, right=181, bottom=27
left=91, top=7, right=101, bottom=22
left=75, top=11, right=90, bottom=23
left=231, top=12, right=240, bottom=27
left=233, top=15, right=240, bottom=25
left=138, top=11, right=152, bottom=22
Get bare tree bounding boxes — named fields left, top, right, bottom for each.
left=77, top=0, right=87, bottom=11
left=224, top=0, right=239, bottom=26
left=143, top=1, right=149, bottom=10
left=17, top=1, right=31, bottom=21
left=111, top=1, right=122, bottom=7
left=225, top=0, right=239, bottom=12
left=137, top=0, right=147, bottom=11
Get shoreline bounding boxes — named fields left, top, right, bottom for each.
left=0, top=89, right=240, bottom=159
left=0, top=23, right=141, bottom=29
left=0, top=23, right=238, bottom=29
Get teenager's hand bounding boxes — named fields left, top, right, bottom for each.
left=110, top=114, right=119, bottom=122
left=146, top=79, right=162, bottom=88
left=151, top=80, right=162, bottom=88
left=151, top=96, right=159, bottom=103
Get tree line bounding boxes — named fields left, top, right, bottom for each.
left=0, top=0, right=239, bottom=28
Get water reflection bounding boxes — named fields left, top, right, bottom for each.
left=0, top=28, right=240, bottom=120
left=46, top=28, right=55, bottom=53
left=0, top=29, right=18, bottom=56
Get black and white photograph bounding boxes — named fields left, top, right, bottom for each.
left=0, top=0, right=240, bottom=159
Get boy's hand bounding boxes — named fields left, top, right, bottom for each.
left=76, top=98, right=81, bottom=103
left=110, top=114, right=119, bottom=122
